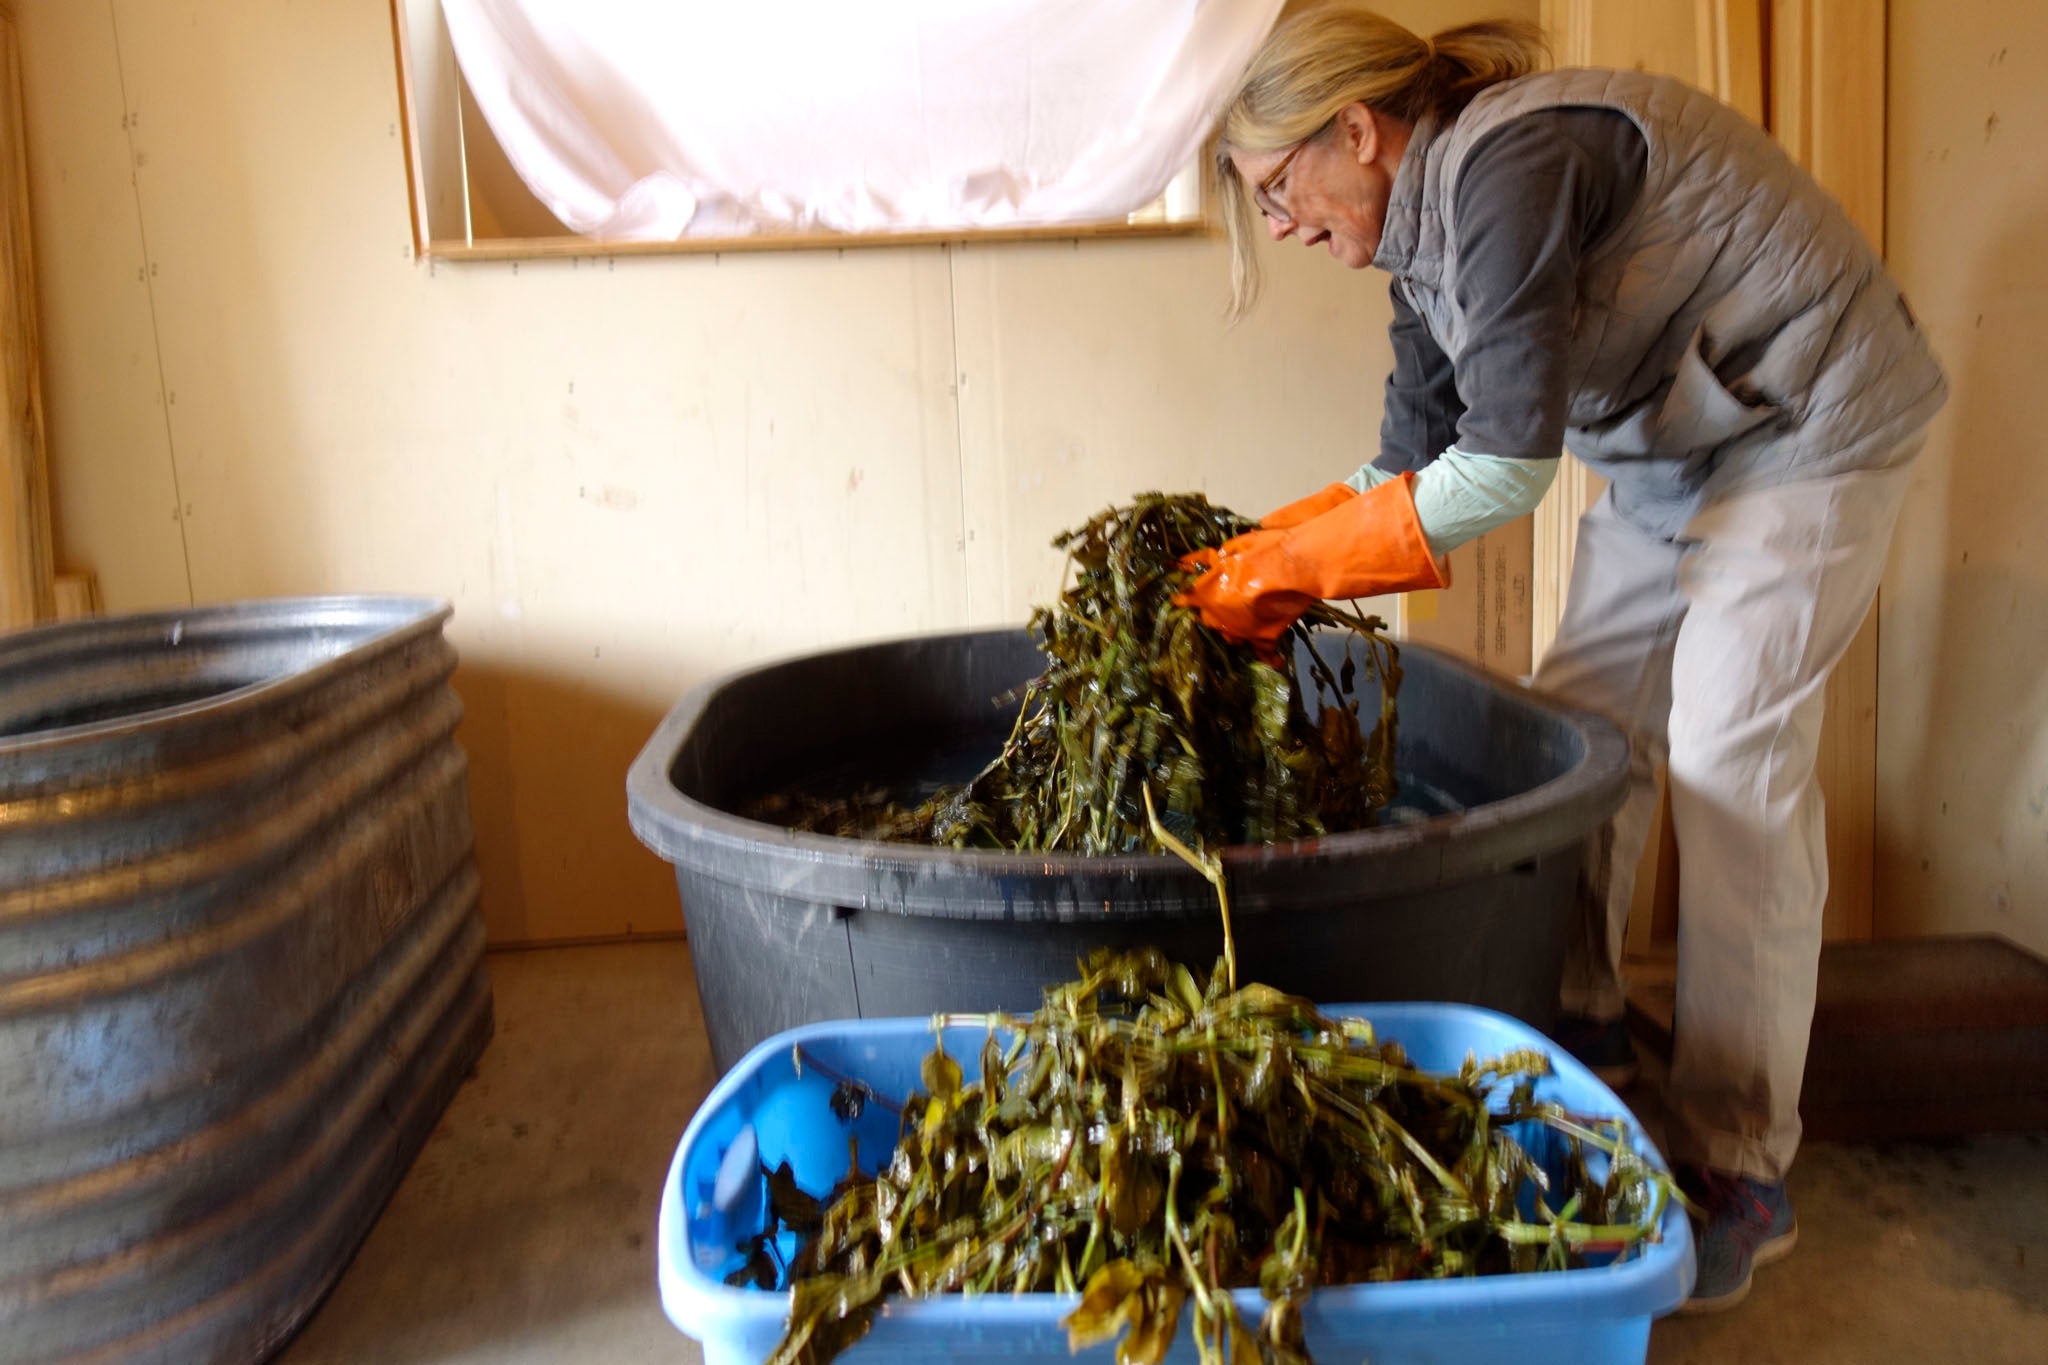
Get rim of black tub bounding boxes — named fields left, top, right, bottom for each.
left=626, top=626, right=1630, bottom=922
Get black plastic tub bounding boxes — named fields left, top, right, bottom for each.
left=627, top=628, right=1628, bottom=1071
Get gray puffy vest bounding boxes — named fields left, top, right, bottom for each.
left=1374, top=68, right=1947, bottom=537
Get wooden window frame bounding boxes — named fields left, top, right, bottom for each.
left=388, top=0, right=1217, bottom=263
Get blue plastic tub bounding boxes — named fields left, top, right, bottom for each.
left=657, top=1004, right=1695, bottom=1365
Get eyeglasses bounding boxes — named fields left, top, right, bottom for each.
left=1251, top=124, right=1327, bottom=223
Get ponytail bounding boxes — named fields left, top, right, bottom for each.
left=1400, top=20, right=1548, bottom=120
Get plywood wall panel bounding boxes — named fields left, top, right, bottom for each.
left=33, top=0, right=968, bottom=942
left=1541, top=0, right=1702, bottom=82
left=13, top=0, right=187, bottom=610
left=1876, top=0, right=2048, bottom=957
left=23, top=0, right=1547, bottom=942
left=949, top=235, right=1390, bottom=625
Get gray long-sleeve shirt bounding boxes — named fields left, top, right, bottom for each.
left=1374, top=107, right=1647, bottom=473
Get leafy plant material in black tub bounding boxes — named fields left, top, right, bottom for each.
left=627, top=628, right=1628, bottom=1071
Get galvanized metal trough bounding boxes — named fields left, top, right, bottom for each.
left=0, top=596, right=492, bottom=1364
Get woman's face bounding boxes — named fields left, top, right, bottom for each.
left=1233, top=103, right=1409, bottom=269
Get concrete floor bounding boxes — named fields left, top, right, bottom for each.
left=280, top=940, right=2048, bottom=1364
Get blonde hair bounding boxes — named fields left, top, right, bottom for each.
left=1216, top=6, right=1547, bottom=317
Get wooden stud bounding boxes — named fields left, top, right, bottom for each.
left=1529, top=458, right=1603, bottom=666
left=387, top=0, right=432, bottom=262
left=1530, top=0, right=1599, bottom=672
left=1773, top=2, right=1887, bottom=246
left=1700, top=0, right=1769, bottom=126
left=52, top=570, right=100, bottom=622
left=1773, top=0, right=1888, bottom=943
left=1536, top=0, right=1776, bottom=952
left=0, top=5, right=54, bottom=633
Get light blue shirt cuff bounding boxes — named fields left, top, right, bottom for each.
left=1344, top=462, right=1395, bottom=494
left=1410, top=446, right=1557, bottom=554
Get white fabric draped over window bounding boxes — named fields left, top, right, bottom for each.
left=439, top=0, right=1283, bottom=239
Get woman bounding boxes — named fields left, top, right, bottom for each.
left=1179, top=4, right=1946, bottom=1312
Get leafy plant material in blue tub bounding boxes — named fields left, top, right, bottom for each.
left=657, top=1003, right=1695, bottom=1365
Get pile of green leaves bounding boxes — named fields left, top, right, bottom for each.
left=762, top=493, right=1401, bottom=854
left=748, top=949, right=1678, bottom=1365
left=921, top=493, right=1400, bottom=853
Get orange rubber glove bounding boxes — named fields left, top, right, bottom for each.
left=1175, top=472, right=1449, bottom=653
left=1257, top=481, right=1360, bottom=530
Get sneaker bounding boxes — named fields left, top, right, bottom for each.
left=1676, top=1166, right=1798, bottom=1314
left=1549, top=1014, right=1639, bottom=1088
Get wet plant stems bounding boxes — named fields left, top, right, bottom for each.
left=1143, top=783, right=1236, bottom=991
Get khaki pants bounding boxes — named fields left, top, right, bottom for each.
left=1532, top=440, right=1921, bottom=1180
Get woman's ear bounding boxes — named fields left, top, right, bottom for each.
left=1337, top=102, right=1381, bottom=167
